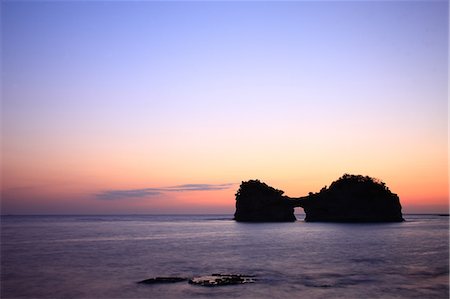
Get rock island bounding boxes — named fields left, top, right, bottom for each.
left=234, top=174, right=404, bottom=222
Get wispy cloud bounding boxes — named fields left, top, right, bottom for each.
left=96, top=183, right=236, bottom=200
left=165, top=184, right=236, bottom=192
left=96, top=189, right=162, bottom=200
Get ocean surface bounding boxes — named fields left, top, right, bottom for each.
left=1, top=214, right=448, bottom=299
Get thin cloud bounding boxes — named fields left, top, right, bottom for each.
left=96, top=189, right=162, bottom=200
left=96, top=183, right=236, bottom=200
left=166, top=183, right=236, bottom=192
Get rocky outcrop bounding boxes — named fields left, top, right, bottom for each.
left=138, top=274, right=255, bottom=287
left=233, top=180, right=296, bottom=222
left=189, top=274, right=256, bottom=286
left=300, top=174, right=404, bottom=222
left=138, top=277, right=187, bottom=284
left=234, top=174, right=404, bottom=222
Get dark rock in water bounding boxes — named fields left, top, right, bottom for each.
left=234, top=174, right=404, bottom=223
left=138, top=277, right=187, bottom=284
left=189, top=274, right=256, bottom=287
left=301, top=174, right=404, bottom=222
left=138, top=274, right=256, bottom=287
left=234, top=180, right=296, bottom=222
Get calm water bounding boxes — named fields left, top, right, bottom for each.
left=1, top=214, right=448, bottom=298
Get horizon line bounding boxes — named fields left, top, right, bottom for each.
left=1, top=213, right=448, bottom=217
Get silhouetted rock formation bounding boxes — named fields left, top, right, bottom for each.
left=234, top=180, right=296, bottom=222
left=300, top=174, right=404, bottom=222
left=234, top=174, right=404, bottom=222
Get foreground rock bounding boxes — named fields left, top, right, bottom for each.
left=189, top=274, right=256, bottom=286
left=234, top=174, right=404, bottom=222
left=138, top=277, right=187, bottom=284
left=138, top=274, right=255, bottom=287
left=234, top=180, right=296, bottom=222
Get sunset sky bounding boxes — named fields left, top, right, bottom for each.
left=2, top=0, right=448, bottom=215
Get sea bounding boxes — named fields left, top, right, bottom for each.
left=1, top=214, right=448, bottom=299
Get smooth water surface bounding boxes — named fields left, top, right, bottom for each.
left=1, top=214, right=448, bottom=298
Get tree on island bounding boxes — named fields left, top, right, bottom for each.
left=234, top=174, right=404, bottom=222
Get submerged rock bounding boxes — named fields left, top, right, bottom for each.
left=138, top=277, right=187, bottom=284
left=138, top=274, right=256, bottom=287
left=234, top=180, right=296, bottom=222
left=189, top=274, right=256, bottom=287
left=234, top=174, right=404, bottom=223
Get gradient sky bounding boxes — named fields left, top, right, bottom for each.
left=2, top=0, right=448, bottom=214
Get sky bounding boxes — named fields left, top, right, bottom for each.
left=1, top=0, right=448, bottom=215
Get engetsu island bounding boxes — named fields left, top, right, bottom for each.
left=234, top=174, right=404, bottom=222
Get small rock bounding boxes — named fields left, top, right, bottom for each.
left=138, top=277, right=187, bottom=284
left=188, top=274, right=256, bottom=287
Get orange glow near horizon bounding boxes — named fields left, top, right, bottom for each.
left=2, top=163, right=448, bottom=215
left=2, top=126, right=448, bottom=214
